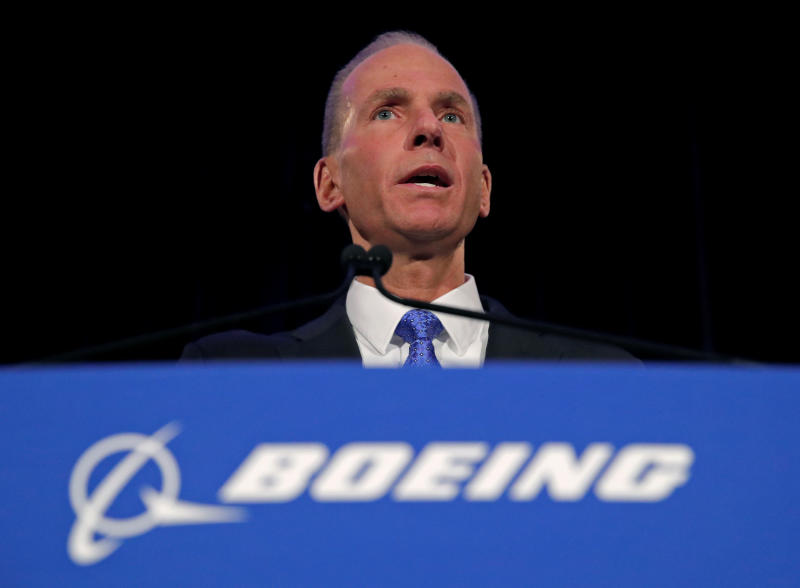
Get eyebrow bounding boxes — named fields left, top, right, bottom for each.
left=363, top=87, right=472, bottom=112
left=364, top=87, right=412, bottom=106
left=432, top=90, right=471, bottom=111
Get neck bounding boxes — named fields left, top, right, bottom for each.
left=355, top=242, right=467, bottom=302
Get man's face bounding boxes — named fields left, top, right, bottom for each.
left=316, top=43, right=491, bottom=255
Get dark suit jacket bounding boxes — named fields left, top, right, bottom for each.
left=181, top=296, right=637, bottom=362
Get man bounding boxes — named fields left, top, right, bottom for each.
left=182, top=31, right=634, bottom=365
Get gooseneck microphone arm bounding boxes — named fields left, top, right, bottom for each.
left=33, top=244, right=753, bottom=364
left=361, top=245, right=752, bottom=363
left=30, top=247, right=368, bottom=364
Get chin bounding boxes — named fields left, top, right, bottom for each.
left=356, top=210, right=475, bottom=251
left=395, top=221, right=470, bottom=250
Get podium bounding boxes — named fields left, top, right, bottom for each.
left=2, top=363, right=799, bottom=587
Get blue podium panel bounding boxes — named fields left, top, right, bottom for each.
left=1, top=364, right=799, bottom=587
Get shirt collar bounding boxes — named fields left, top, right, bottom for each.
left=345, top=275, right=484, bottom=356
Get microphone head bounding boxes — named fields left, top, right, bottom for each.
left=367, top=245, right=393, bottom=276
left=340, top=244, right=367, bottom=271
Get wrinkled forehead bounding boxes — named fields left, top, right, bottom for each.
left=341, top=44, right=472, bottom=111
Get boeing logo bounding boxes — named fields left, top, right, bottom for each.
left=68, top=424, right=695, bottom=565
left=67, top=423, right=245, bottom=566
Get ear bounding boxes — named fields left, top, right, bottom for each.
left=478, top=164, right=492, bottom=218
left=314, top=157, right=345, bottom=212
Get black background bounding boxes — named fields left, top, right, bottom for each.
left=5, top=13, right=796, bottom=364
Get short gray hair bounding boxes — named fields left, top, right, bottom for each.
left=321, top=31, right=482, bottom=156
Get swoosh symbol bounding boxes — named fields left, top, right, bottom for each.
left=68, top=423, right=245, bottom=566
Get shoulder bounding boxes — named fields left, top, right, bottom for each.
left=480, top=295, right=641, bottom=363
left=180, top=298, right=359, bottom=362
left=180, top=329, right=294, bottom=361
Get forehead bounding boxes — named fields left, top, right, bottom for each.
left=342, top=44, right=471, bottom=106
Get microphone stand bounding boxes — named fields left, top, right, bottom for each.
left=362, top=246, right=754, bottom=364
left=29, top=266, right=357, bottom=364
left=29, top=244, right=756, bottom=365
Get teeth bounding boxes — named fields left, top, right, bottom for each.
left=413, top=182, right=437, bottom=187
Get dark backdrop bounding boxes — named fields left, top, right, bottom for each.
left=5, top=15, right=795, bottom=364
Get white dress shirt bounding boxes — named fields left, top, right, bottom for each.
left=345, top=275, right=489, bottom=368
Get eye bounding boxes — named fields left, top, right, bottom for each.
left=442, top=112, right=462, bottom=124
left=374, top=109, right=396, bottom=120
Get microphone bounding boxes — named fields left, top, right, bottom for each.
left=340, top=244, right=375, bottom=276
left=31, top=246, right=367, bottom=363
left=346, top=244, right=392, bottom=278
left=360, top=245, right=751, bottom=363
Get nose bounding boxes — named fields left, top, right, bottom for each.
left=406, top=109, right=443, bottom=151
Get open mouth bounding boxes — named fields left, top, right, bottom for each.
left=405, top=175, right=447, bottom=188
left=400, top=167, right=452, bottom=188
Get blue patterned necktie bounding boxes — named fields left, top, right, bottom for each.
left=395, top=309, right=444, bottom=367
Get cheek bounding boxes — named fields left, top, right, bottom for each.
left=465, top=159, right=486, bottom=195
left=342, top=142, right=387, bottom=184
left=454, top=140, right=484, bottom=184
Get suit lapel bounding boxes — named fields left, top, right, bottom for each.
left=481, top=295, right=561, bottom=360
left=282, top=294, right=559, bottom=361
left=286, top=297, right=361, bottom=360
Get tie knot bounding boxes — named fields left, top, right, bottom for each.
left=395, top=309, right=444, bottom=344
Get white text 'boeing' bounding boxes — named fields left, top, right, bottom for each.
left=68, top=425, right=694, bottom=565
